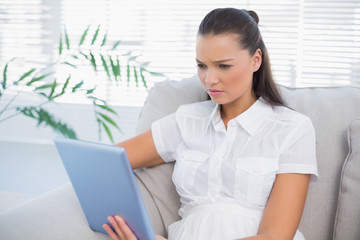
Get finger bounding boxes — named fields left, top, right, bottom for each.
left=108, top=216, right=126, bottom=239
left=103, top=223, right=120, bottom=240
left=115, top=215, right=137, bottom=240
left=155, top=234, right=168, bottom=240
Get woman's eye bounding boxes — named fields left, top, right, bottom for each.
left=219, top=64, right=231, bottom=69
left=197, top=63, right=206, bottom=69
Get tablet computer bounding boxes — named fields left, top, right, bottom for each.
left=54, top=136, right=156, bottom=240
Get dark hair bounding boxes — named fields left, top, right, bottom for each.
left=198, top=8, right=284, bottom=106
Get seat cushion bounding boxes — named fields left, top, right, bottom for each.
left=0, top=191, right=35, bottom=214
left=0, top=177, right=164, bottom=239
left=333, top=119, right=360, bottom=240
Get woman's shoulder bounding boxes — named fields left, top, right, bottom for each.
left=176, top=100, right=216, bottom=118
left=272, top=104, right=312, bottom=127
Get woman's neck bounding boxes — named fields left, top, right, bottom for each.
left=220, top=94, right=257, bottom=128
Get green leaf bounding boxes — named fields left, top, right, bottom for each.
left=91, top=25, right=100, bottom=45
left=97, top=119, right=102, bottom=140
left=34, top=80, right=58, bottom=100
left=116, top=58, right=121, bottom=79
left=61, top=75, right=71, bottom=94
left=18, top=107, right=36, bottom=119
left=89, top=52, right=97, bottom=72
left=17, top=68, right=36, bottom=83
left=148, top=71, right=165, bottom=77
left=140, top=68, right=147, bottom=88
left=126, top=63, right=130, bottom=86
left=79, top=51, right=89, bottom=60
left=64, top=27, right=70, bottom=50
left=37, top=92, right=48, bottom=98
left=59, top=34, right=63, bottom=55
left=95, top=103, right=117, bottom=115
left=19, top=107, right=77, bottom=139
left=112, top=40, right=121, bottom=50
left=63, top=62, right=77, bottom=69
left=122, top=51, right=132, bottom=56
left=101, top=33, right=107, bottom=47
left=101, top=121, right=114, bottom=143
left=72, top=80, right=84, bottom=92
left=34, top=83, right=53, bottom=91
left=133, top=66, right=138, bottom=87
left=26, top=72, right=53, bottom=86
left=51, top=75, right=70, bottom=100
left=109, top=56, right=117, bottom=81
left=140, top=61, right=150, bottom=68
left=99, top=112, right=120, bottom=130
left=100, top=54, right=110, bottom=78
left=128, top=55, right=138, bottom=61
left=2, top=62, right=9, bottom=89
left=48, top=79, right=57, bottom=99
left=79, top=25, right=90, bottom=46
left=86, top=87, right=96, bottom=94
left=88, top=95, right=105, bottom=103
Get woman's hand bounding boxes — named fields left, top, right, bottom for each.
left=103, top=215, right=167, bottom=240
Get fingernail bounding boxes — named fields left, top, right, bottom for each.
left=107, top=216, right=113, bottom=223
left=115, top=215, right=122, bottom=221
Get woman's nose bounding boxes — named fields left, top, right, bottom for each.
left=204, top=70, right=219, bottom=85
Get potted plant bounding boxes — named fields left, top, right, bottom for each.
left=0, top=25, right=162, bottom=143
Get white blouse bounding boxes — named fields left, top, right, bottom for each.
left=151, top=98, right=318, bottom=216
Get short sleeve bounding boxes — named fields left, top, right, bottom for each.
left=151, top=113, right=182, bottom=162
left=278, top=117, right=319, bottom=182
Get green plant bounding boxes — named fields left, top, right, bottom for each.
left=0, top=25, right=162, bottom=143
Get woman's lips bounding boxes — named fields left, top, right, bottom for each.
left=208, top=89, right=224, bottom=97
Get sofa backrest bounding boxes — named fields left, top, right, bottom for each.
left=135, top=75, right=360, bottom=240
left=279, top=85, right=360, bottom=240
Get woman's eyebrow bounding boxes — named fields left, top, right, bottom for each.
left=195, top=58, right=235, bottom=63
left=213, top=59, right=235, bottom=63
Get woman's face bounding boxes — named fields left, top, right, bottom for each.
left=196, top=33, right=261, bottom=108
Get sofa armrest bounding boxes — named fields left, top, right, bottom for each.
left=0, top=177, right=165, bottom=239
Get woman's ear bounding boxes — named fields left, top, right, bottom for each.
left=252, top=48, right=262, bottom=72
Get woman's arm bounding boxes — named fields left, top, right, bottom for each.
left=239, top=173, right=310, bottom=240
left=116, top=130, right=164, bottom=169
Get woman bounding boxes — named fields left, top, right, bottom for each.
left=103, top=8, right=318, bottom=240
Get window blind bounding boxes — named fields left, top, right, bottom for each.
left=1, top=0, right=359, bottom=106
left=0, top=0, right=58, bottom=77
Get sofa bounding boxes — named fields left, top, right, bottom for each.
left=0, top=75, right=359, bottom=240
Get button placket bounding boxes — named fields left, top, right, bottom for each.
left=207, top=142, right=226, bottom=195
left=208, top=124, right=239, bottom=195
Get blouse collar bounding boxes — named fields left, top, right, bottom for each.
left=207, top=97, right=274, bottom=135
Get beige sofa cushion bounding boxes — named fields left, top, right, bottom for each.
left=333, top=119, right=360, bottom=240
left=0, top=178, right=165, bottom=239
left=135, top=75, right=360, bottom=240
left=136, top=75, right=209, bottom=134
left=277, top=86, right=360, bottom=240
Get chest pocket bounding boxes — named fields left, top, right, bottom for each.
left=173, top=150, right=209, bottom=190
left=235, top=157, right=279, bottom=206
